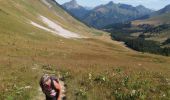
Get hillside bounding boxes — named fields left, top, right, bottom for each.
left=133, top=5, right=170, bottom=26
left=153, top=4, right=170, bottom=16
left=133, top=13, right=170, bottom=25
left=0, top=0, right=170, bottom=100
left=130, top=5, right=170, bottom=46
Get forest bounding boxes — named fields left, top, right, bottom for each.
left=107, top=23, right=170, bottom=56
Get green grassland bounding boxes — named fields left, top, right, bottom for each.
left=0, top=0, right=170, bottom=100
left=132, top=13, right=170, bottom=26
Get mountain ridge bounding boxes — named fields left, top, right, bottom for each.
left=62, top=0, right=90, bottom=20
left=62, top=0, right=153, bottom=28
left=153, top=4, right=170, bottom=16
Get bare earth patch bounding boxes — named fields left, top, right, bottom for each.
left=30, top=15, right=83, bottom=39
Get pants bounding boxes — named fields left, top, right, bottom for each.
left=45, top=95, right=57, bottom=100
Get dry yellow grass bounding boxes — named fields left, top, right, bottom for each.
left=0, top=0, right=170, bottom=99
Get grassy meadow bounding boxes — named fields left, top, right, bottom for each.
left=0, top=0, right=170, bottom=100
left=132, top=13, right=170, bottom=26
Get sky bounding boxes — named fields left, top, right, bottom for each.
left=56, top=0, right=170, bottom=10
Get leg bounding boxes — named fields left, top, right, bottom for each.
left=46, top=95, right=51, bottom=100
left=46, top=95, right=57, bottom=100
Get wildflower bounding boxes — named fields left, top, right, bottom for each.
left=88, top=73, right=92, bottom=80
left=132, top=90, right=136, bottom=94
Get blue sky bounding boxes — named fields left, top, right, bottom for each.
left=56, top=0, right=170, bottom=10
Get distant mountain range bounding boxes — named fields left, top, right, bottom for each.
left=62, top=0, right=153, bottom=28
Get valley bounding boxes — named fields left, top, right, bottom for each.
left=0, top=0, right=170, bottom=100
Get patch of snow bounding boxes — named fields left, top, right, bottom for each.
left=30, top=15, right=83, bottom=38
left=39, top=15, right=82, bottom=38
left=31, top=21, right=55, bottom=33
